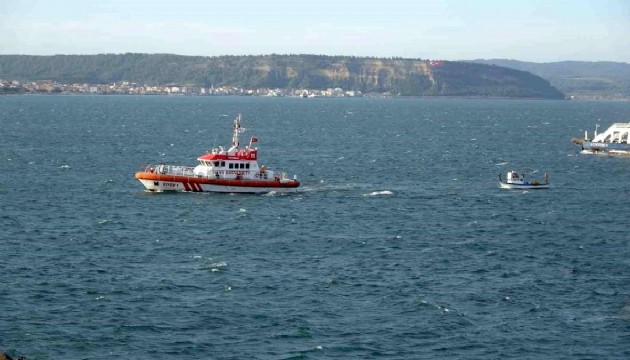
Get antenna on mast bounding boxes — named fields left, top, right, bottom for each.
left=232, top=114, right=242, bottom=148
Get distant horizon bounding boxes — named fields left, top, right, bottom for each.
left=0, top=53, right=628, bottom=65
left=1, top=0, right=628, bottom=63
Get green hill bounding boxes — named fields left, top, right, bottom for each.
left=470, top=59, right=630, bottom=99
left=0, top=53, right=564, bottom=98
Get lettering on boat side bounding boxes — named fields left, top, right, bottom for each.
left=215, top=170, right=250, bottom=175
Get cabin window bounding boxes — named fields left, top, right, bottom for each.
left=221, top=161, right=225, bottom=167
left=229, top=163, right=234, bottom=169
left=240, top=163, right=245, bottom=169
left=246, top=164, right=250, bottom=169
left=621, top=132, right=628, bottom=143
left=214, top=161, right=220, bottom=167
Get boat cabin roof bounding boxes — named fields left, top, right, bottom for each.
left=198, top=148, right=257, bottom=161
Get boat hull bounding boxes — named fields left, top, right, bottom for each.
left=135, top=172, right=300, bottom=193
left=581, top=141, right=630, bottom=156
left=499, top=181, right=549, bottom=190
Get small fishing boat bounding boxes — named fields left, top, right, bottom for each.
left=498, top=171, right=549, bottom=190
left=572, top=122, right=630, bottom=156
left=135, top=114, right=300, bottom=193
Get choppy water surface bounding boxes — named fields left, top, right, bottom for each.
left=1, top=96, right=629, bottom=359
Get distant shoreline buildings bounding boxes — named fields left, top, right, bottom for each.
left=0, top=79, right=372, bottom=97
left=3, top=78, right=626, bottom=100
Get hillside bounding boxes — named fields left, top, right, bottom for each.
left=0, top=54, right=564, bottom=98
left=470, top=59, right=630, bottom=99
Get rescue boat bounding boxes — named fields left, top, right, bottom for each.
left=135, top=114, right=300, bottom=193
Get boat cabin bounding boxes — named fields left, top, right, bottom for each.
left=588, top=123, right=630, bottom=144
left=192, top=145, right=275, bottom=180
left=506, top=171, right=525, bottom=184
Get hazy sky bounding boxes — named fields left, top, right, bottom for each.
left=1, top=0, right=628, bottom=62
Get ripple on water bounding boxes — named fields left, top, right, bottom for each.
left=1, top=97, right=629, bottom=359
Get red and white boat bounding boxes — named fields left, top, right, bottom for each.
left=135, top=114, right=300, bottom=193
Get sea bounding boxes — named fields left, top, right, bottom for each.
left=1, top=95, right=629, bottom=359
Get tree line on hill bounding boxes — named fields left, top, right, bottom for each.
left=0, top=53, right=565, bottom=99
left=471, top=59, right=630, bottom=99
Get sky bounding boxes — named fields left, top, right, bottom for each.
left=1, top=0, right=628, bottom=63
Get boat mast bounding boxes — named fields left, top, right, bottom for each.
left=232, top=114, right=241, bottom=148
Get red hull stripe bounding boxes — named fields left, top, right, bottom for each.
left=136, top=172, right=300, bottom=188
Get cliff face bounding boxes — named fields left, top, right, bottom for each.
left=0, top=54, right=565, bottom=98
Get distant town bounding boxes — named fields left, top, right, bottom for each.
left=0, top=79, right=373, bottom=97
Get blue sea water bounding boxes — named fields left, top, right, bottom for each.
left=1, top=95, right=629, bottom=359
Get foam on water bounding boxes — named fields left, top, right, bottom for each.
left=364, top=190, right=393, bottom=196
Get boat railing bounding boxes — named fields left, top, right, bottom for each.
left=138, top=164, right=155, bottom=173
left=139, top=164, right=196, bottom=177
